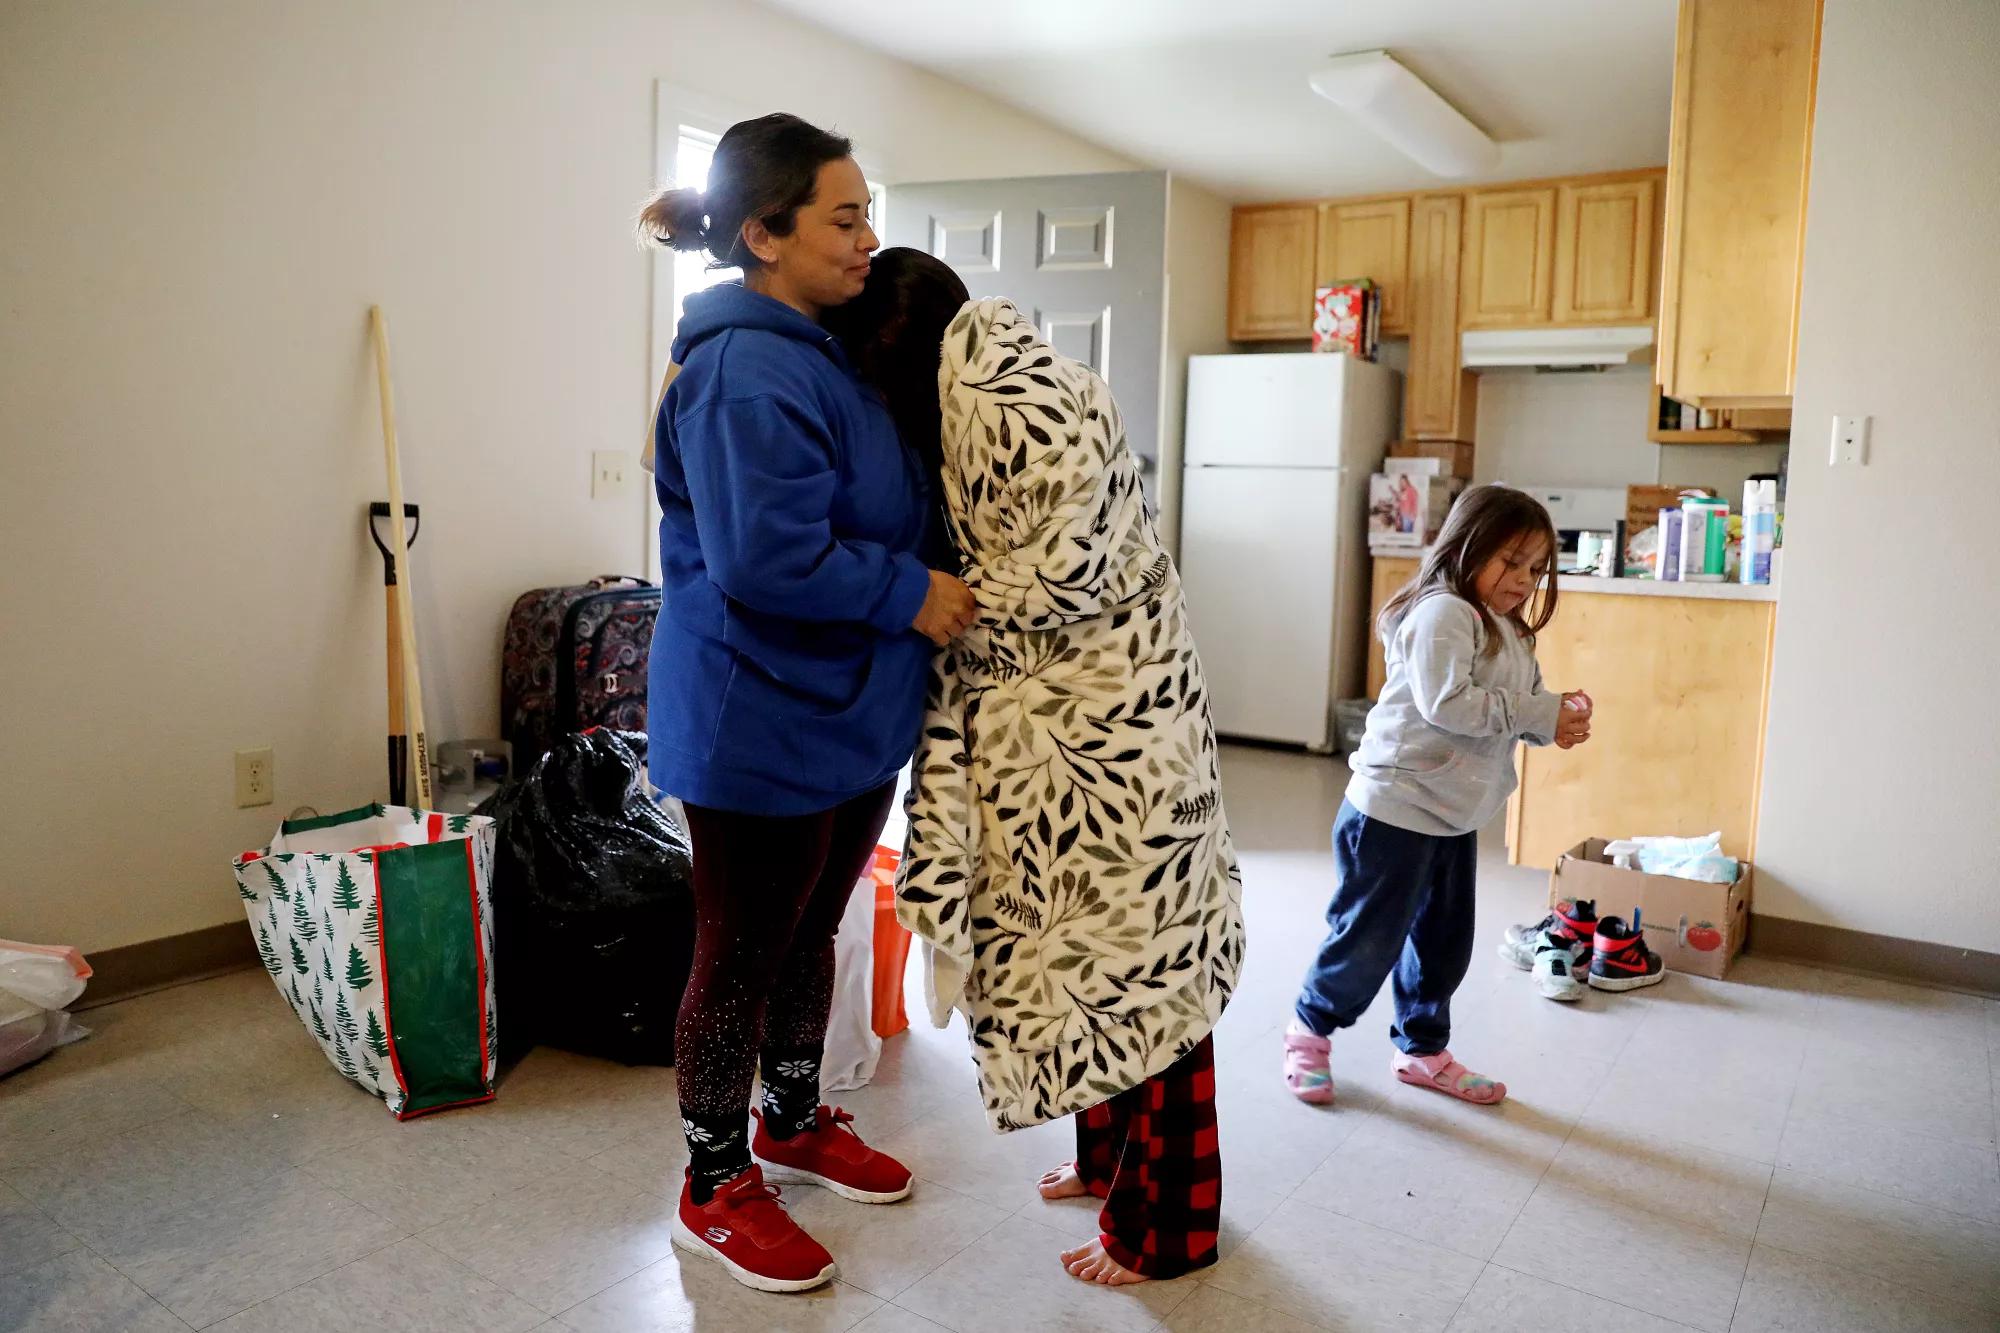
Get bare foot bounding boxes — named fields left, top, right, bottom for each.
left=1060, top=1237, right=1149, bottom=1285
left=1037, top=1162, right=1091, bottom=1201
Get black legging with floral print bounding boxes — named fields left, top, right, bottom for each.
left=673, top=781, right=896, bottom=1201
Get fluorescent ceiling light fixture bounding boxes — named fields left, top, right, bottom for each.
left=1309, top=50, right=1500, bottom=177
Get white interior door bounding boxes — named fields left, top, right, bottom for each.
left=885, top=171, right=1167, bottom=487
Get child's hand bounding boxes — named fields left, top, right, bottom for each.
left=1556, top=691, right=1592, bottom=749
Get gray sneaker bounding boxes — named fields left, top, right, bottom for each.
left=1498, top=899, right=1597, bottom=970
left=1532, top=931, right=1586, bottom=1002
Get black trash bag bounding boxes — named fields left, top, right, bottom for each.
left=475, top=729, right=695, bottom=1066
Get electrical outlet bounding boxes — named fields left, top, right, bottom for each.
left=1830, top=414, right=1871, bottom=466
left=592, top=450, right=631, bottom=498
left=235, top=747, right=274, bottom=807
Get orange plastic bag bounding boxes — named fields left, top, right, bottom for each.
left=868, top=847, right=912, bottom=1038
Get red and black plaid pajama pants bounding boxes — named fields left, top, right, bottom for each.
left=1072, top=1035, right=1221, bottom=1279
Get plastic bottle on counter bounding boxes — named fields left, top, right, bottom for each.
left=1654, top=508, right=1683, bottom=581
left=1576, top=532, right=1605, bottom=575
left=1680, top=497, right=1730, bottom=582
left=1740, top=479, right=1776, bottom=584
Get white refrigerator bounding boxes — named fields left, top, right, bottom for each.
left=1178, top=353, right=1402, bottom=750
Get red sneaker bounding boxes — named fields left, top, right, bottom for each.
left=671, top=1165, right=836, bottom=1293
left=753, top=1106, right=914, bottom=1203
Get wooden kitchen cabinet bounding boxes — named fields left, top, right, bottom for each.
left=1461, top=187, right=1557, bottom=328
left=1656, top=0, right=1823, bottom=407
left=1228, top=204, right=1317, bottom=340
left=1404, top=194, right=1478, bottom=440
left=1317, top=197, right=1411, bottom=336
left=1507, top=586, right=1776, bottom=870
left=1553, top=176, right=1659, bottom=324
left=1365, top=555, right=1422, bottom=699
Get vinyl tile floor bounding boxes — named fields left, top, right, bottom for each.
left=4, top=745, right=1998, bottom=1332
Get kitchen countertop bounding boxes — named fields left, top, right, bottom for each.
left=1555, top=574, right=1778, bottom=602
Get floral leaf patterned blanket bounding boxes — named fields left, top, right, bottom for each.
left=898, top=298, right=1244, bottom=1131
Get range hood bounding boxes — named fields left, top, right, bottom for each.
left=1461, top=325, right=1655, bottom=369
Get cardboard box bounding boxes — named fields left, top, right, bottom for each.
left=1383, top=456, right=1445, bottom=478
left=1549, top=839, right=1750, bottom=980
left=1389, top=440, right=1475, bottom=479
left=1368, top=473, right=1464, bottom=550
left=1625, top=485, right=1715, bottom=541
left=1312, top=281, right=1379, bottom=360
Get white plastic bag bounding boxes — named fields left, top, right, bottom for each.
left=1, top=1011, right=89, bottom=1076
left=0, top=940, right=92, bottom=1077
left=820, top=859, right=883, bottom=1094
left=1603, top=832, right=1740, bottom=884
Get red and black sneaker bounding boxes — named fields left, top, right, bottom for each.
left=753, top=1106, right=913, bottom=1204
left=672, top=1165, right=836, bottom=1293
left=1500, top=898, right=1596, bottom=970
left=1588, top=914, right=1665, bottom=992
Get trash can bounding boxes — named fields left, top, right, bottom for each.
left=1334, top=698, right=1374, bottom=754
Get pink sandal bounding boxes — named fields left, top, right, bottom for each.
left=1392, top=1049, right=1505, bottom=1105
left=1282, top=1022, right=1334, bottom=1104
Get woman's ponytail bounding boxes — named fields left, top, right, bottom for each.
left=637, top=186, right=711, bottom=253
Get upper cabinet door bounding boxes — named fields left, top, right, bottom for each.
left=1228, top=205, right=1317, bottom=340
left=1316, top=198, right=1412, bottom=336
left=1461, top=187, right=1557, bottom=328
left=1406, top=193, right=1478, bottom=441
left=1657, top=0, right=1822, bottom=406
left=1552, top=177, right=1659, bottom=325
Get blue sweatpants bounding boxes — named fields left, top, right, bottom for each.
left=1293, top=799, right=1478, bottom=1056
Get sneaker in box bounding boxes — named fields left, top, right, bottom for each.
left=1549, top=839, right=1749, bottom=979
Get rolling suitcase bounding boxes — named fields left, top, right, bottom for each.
left=500, top=576, right=660, bottom=773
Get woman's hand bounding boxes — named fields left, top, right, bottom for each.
left=912, top=570, right=976, bottom=646
left=1555, top=691, right=1593, bottom=749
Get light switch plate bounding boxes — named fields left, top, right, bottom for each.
left=1830, top=414, right=1871, bottom=466
left=592, top=450, right=631, bottom=498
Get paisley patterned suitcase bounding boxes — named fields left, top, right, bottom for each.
left=500, top=576, right=660, bottom=773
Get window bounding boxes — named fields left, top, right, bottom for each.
left=669, top=127, right=739, bottom=345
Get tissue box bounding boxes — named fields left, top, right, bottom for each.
left=1548, top=839, right=1751, bottom=980
left=1389, top=440, right=1476, bottom=479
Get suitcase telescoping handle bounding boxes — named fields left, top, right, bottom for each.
left=586, top=575, right=656, bottom=591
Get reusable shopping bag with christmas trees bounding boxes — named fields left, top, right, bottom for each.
left=234, top=803, right=498, bottom=1118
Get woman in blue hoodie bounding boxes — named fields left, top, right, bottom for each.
left=636, top=114, right=976, bottom=1293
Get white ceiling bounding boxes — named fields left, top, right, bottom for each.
left=760, top=0, right=1678, bottom=202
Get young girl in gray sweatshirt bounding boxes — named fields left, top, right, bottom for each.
left=1282, top=485, right=1593, bottom=1106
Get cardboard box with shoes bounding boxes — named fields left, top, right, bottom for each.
left=1549, top=839, right=1750, bottom=980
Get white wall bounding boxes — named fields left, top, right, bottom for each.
left=1474, top=367, right=1791, bottom=512
left=1155, top=175, right=1234, bottom=554
left=1473, top=366, right=1660, bottom=489
left=1755, top=0, right=2000, bottom=953
left=0, top=1, right=1129, bottom=953
left=1657, top=442, right=1789, bottom=499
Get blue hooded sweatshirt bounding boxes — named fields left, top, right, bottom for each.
left=647, top=282, right=938, bottom=815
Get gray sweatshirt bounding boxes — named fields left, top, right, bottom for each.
left=1347, top=591, right=1563, bottom=837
